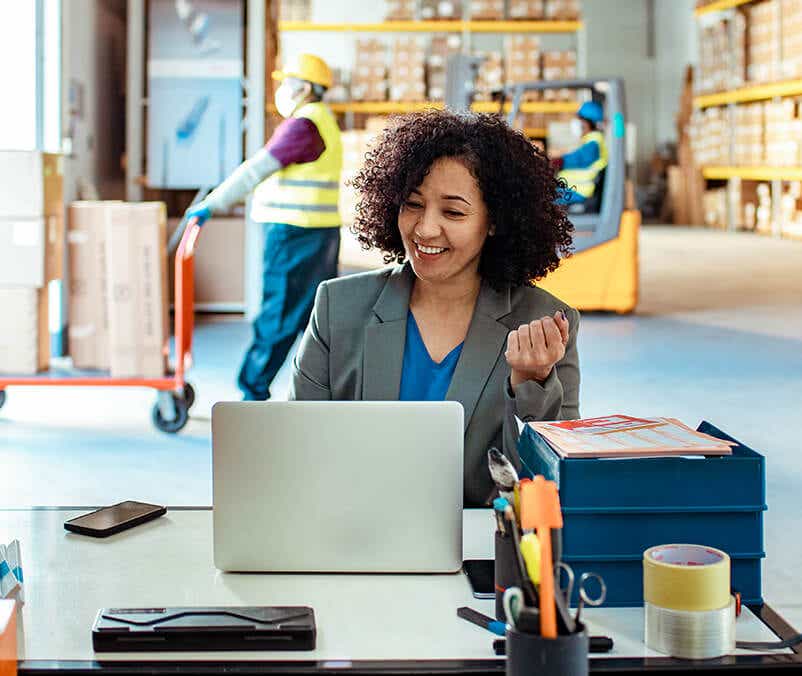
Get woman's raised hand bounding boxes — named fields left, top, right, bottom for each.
left=505, top=311, right=570, bottom=386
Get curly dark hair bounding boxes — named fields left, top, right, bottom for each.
left=350, top=109, right=574, bottom=289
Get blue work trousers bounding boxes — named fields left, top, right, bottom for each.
left=238, top=222, right=340, bottom=401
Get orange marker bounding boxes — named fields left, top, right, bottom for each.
left=520, top=475, right=563, bottom=639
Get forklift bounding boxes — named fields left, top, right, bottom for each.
left=446, top=61, right=640, bottom=314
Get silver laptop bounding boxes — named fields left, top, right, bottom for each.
left=212, top=401, right=464, bottom=573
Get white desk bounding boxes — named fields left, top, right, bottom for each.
left=0, top=508, right=797, bottom=673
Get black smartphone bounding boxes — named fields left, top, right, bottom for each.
left=463, top=559, right=495, bottom=599
left=64, top=501, right=167, bottom=537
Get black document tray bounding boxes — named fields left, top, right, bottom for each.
left=92, top=606, right=316, bottom=652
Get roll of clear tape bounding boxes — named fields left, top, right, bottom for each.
left=643, top=544, right=731, bottom=611
left=645, top=598, right=736, bottom=660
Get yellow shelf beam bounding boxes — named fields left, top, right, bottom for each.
left=278, top=20, right=583, bottom=33
left=694, top=79, right=802, bottom=108
left=702, top=166, right=802, bottom=181
left=523, top=127, right=547, bottom=137
left=269, top=101, right=578, bottom=115
left=694, top=0, right=755, bottom=17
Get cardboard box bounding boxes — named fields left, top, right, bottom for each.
left=420, top=0, right=462, bottom=19
left=508, top=0, right=545, bottom=19
left=106, top=202, right=168, bottom=379
left=67, top=202, right=117, bottom=370
left=0, top=152, right=63, bottom=287
left=545, top=0, right=581, bottom=20
left=390, top=37, right=426, bottom=102
left=0, top=601, right=16, bottom=676
left=0, top=219, right=45, bottom=287
left=386, top=0, right=415, bottom=20
left=470, top=0, right=504, bottom=20
left=167, top=216, right=245, bottom=308
left=0, top=288, right=43, bottom=375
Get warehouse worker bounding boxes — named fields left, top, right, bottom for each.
left=185, top=54, right=342, bottom=401
left=552, top=101, right=608, bottom=207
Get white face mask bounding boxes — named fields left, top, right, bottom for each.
left=570, top=118, right=584, bottom=138
left=274, top=84, right=300, bottom=118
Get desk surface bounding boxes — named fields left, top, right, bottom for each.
left=1, top=508, right=799, bottom=673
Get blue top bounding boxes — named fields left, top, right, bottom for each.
left=562, top=139, right=601, bottom=170
left=399, top=312, right=464, bottom=401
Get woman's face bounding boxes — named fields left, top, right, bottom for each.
left=398, top=157, right=490, bottom=287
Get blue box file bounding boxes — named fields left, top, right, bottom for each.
left=517, top=421, right=766, bottom=607
left=561, top=509, right=764, bottom=559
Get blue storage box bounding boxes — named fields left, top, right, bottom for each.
left=518, top=421, right=766, bottom=607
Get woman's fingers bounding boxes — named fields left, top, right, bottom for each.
left=507, top=329, right=521, bottom=354
left=542, top=316, right=563, bottom=351
left=554, top=310, right=570, bottom=345
left=517, top=323, right=534, bottom=351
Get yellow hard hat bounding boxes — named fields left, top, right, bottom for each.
left=272, top=53, right=332, bottom=89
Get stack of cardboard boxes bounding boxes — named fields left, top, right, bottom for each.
left=474, top=51, right=505, bottom=101
left=352, top=40, right=387, bottom=102
left=508, top=0, right=545, bottom=19
left=688, top=107, right=730, bottom=166
left=733, top=103, right=764, bottom=166
left=781, top=0, right=802, bottom=78
left=542, top=50, right=577, bottom=101
left=420, top=0, right=462, bottom=20
left=390, top=38, right=427, bottom=102
left=427, top=35, right=462, bottom=101
left=545, top=0, right=581, bottom=20
left=385, top=0, right=416, bottom=20
left=279, top=0, right=311, bottom=21
left=470, top=0, right=505, bottom=20
left=0, top=152, right=63, bottom=375
left=695, top=15, right=745, bottom=94
left=764, top=100, right=802, bottom=167
left=505, top=36, right=542, bottom=100
left=747, top=0, right=781, bottom=83
left=67, top=202, right=168, bottom=378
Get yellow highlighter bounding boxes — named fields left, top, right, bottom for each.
left=519, top=533, right=542, bottom=586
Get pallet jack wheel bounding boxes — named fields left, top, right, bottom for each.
left=0, top=390, right=5, bottom=410
left=183, top=382, right=196, bottom=410
left=151, top=393, right=189, bottom=434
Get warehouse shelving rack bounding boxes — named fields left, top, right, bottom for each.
left=278, top=20, right=583, bottom=32
left=275, top=16, right=586, bottom=139
left=693, top=0, right=802, bottom=237
left=694, top=0, right=756, bottom=18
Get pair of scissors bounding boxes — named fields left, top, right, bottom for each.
left=557, top=562, right=607, bottom=625
left=503, top=586, right=541, bottom=634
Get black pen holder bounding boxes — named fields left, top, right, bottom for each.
left=495, top=531, right=523, bottom=621
left=506, top=625, right=589, bottom=676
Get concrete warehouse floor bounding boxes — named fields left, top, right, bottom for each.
left=2, top=226, right=802, bottom=625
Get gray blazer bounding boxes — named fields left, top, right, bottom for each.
left=289, top=263, right=580, bottom=506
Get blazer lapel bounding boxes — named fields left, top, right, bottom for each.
left=362, top=265, right=414, bottom=401
left=446, top=282, right=512, bottom=432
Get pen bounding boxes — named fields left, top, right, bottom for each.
left=457, top=607, right=507, bottom=637
left=503, top=505, right=539, bottom=607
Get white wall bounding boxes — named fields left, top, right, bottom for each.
left=655, top=0, right=698, bottom=146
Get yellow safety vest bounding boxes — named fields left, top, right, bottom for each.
left=252, top=102, right=343, bottom=227
left=558, top=130, right=608, bottom=199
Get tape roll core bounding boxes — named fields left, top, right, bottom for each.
left=643, top=544, right=731, bottom=612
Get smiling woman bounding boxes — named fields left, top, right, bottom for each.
left=289, top=109, right=581, bottom=506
